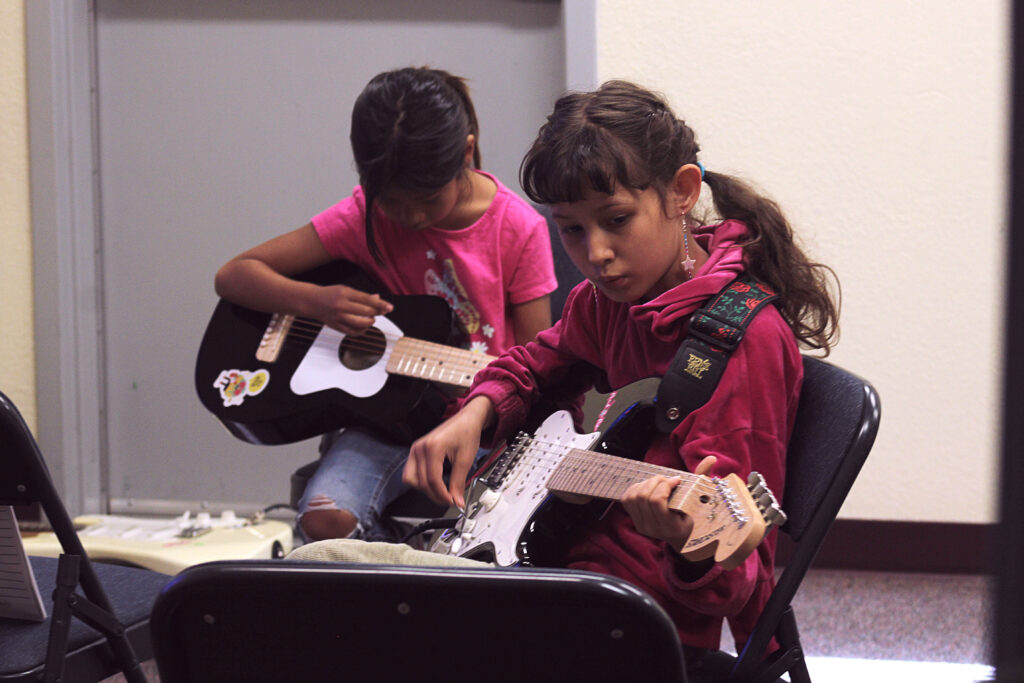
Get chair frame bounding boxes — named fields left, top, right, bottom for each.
left=0, top=390, right=152, bottom=683
left=266, top=356, right=877, bottom=683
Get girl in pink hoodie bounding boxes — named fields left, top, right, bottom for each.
left=405, top=80, right=840, bottom=663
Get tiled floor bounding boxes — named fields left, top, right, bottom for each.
left=791, top=569, right=992, bottom=662
left=739, top=569, right=995, bottom=681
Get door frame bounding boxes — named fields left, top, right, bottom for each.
left=26, top=0, right=105, bottom=515
left=25, top=0, right=597, bottom=515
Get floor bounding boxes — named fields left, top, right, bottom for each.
left=729, top=569, right=995, bottom=681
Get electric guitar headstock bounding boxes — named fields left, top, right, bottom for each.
left=675, top=472, right=787, bottom=570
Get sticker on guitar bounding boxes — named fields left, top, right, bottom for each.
left=430, top=379, right=787, bottom=569
left=214, top=368, right=270, bottom=407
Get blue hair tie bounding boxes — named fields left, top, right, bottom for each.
left=697, top=161, right=706, bottom=179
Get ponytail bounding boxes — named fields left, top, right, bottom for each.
left=522, top=80, right=840, bottom=353
left=702, top=170, right=840, bottom=354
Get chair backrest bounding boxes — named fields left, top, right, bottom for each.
left=150, top=560, right=689, bottom=683
left=0, top=392, right=58, bottom=509
left=781, top=356, right=880, bottom=544
left=730, top=356, right=880, bottom=680
left=0, top=391, right=112, bottom=599
left=0, top=390, right=166, bottom=683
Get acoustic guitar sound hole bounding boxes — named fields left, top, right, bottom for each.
left=339, top=327, right=386, bottom=370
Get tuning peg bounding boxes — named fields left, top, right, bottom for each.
left=764, top=505, right=788, bottom=527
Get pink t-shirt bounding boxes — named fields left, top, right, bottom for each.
left=311, top=171, right=557, bottom=356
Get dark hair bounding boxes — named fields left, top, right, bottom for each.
left=520, top=80, right=840, bottom=354
left=350, top=67, right=481, bottom=263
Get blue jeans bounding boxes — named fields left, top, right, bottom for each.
left=297, top=428, right=412, bottom=543
left=296, top=428, right=488, bottom=543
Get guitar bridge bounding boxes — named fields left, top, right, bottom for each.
left=480, top=432, right=531, bottom=488
left=256, top=313, right=295, bottom=363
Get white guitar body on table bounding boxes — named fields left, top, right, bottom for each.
left=20, top=512, right=294, bottom=576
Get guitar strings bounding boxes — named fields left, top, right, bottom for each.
left=498, top=436, right=721, bottom=496
left=271, top=317, right=490, bottom=376
left=272, top=319, right=491, bottom=385
left=511, top=436, right=695, bottom=482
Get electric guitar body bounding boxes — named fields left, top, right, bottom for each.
left=430, top=379, right=786, bottom=570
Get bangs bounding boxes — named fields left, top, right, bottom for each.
left=521, top=123, right=653, bottom=205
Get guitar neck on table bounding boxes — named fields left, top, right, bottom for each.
left=18, top=513, right=294, bottom=576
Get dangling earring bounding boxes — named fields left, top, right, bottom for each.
left=681, top=215, right=696, bottom=279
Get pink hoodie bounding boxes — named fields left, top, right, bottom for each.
left=466, top=220, right=803, bottom=651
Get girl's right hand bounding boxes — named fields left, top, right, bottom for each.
left=311, top=284, right=394, bottom=336
left=405, top=396, right=495, bottom=508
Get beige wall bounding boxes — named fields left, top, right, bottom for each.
left=4, top=3, right=1010, bottom=524
left=596, top=1, right=1009, bottom=523
left=0, top=2, right=34, bottom=432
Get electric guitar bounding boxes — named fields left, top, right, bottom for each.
left=195, top=261, right=495, bottom=445
left=18, top=512, right=294, bottom=576
left=429, top=379, right=787, bottom=569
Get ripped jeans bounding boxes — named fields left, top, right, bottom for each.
left=296, top=428, right=413, bottom=543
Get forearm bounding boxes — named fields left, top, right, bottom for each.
left=510, top=295, right=553, bottom=345
left=214, top=258, right=323, bottom=317
left=460, top=394, right=497, bottom=432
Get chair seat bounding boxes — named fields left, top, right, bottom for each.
left=0, top=556, right=169, bottom=683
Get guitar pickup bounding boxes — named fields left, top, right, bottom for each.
left=176, top=525, right=213, bottom=539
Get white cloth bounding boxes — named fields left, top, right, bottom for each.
left=287, top=538, right=494, bottom=568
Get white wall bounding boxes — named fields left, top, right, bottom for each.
left=596, top=1, right=1010, bottom=523
left=0, top=3, right=34, bottom=430
left=8, top=2, right=1011, bottom=524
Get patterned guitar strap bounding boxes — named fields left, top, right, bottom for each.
left=655, top=276, right=779, bottom=434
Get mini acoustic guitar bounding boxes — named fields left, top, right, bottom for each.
left=195, top=261, right=494, bottom=445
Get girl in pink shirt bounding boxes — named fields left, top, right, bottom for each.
left=216, top=67, right=557, bottom=543
left=405, top=81, right=839, bottom=664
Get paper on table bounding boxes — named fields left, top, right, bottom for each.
left=0, top=505, right=47, bottom=622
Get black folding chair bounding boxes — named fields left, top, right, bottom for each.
left=0, top=390, right=169, bottom=683
left=151, top=560, right=688, bottom=683
left=699, top=356, right=881, bottom=683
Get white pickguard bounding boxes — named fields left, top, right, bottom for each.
left=290, top=316, right=402, bottom=397
left=439, top=411, right=600, bottom=567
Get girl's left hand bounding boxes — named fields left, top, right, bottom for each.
left=620, top=456, right=716, bottom=553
